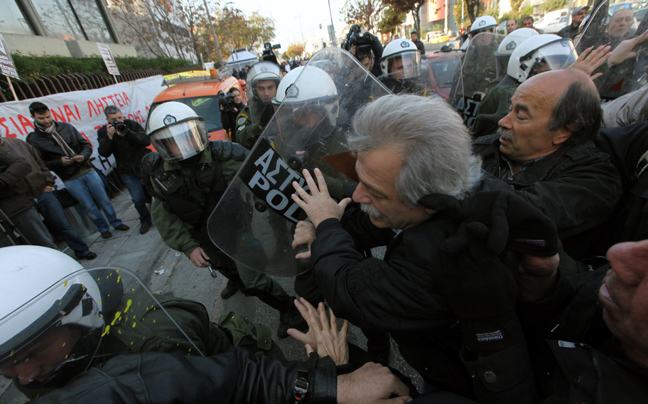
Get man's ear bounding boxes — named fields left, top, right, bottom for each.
left=553, top=126, right=575, bottom=145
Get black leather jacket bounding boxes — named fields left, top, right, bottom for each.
left=26, top=122, right=93, bottom=180
left=31, top=348, right=338, bottom=404
left=473, top=135, right=622, bottom=241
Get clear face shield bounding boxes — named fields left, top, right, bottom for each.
left=0, top=271, right=105, bottom=388
left=524, top=40, right=578, bottom=78
left=383, top=52, right=422, bottom=80
left=149, top=118, right=208, bottom=163
left=0, top=267, right=205, bottom=390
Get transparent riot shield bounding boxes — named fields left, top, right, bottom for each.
left=208, top=48, right=391, bottom=277
left=577, top=0, right=645, bottom=100
left=449, top=32, right=506, bottom=127
left=0, top=267, right=204, bottom=393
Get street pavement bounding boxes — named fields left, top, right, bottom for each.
left=1, top=188, right=420, bottom=403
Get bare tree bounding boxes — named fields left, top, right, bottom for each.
left=383, top=0, right=424, bottom=32
left=342, top=0, right=384, bottom=33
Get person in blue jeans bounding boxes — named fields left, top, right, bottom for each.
left=26, top=102, right=129, bottom=239
left=0, top=135, right=97, bottom=259
left=98, top=106, right=152, bottom=234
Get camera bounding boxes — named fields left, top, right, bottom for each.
left=217, top=91, right=237, bottom=112
left=261, top=42, right=281, bottom=64
left=113, top=120, right=127, bottom=132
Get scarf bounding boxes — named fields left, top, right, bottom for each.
left=34, top=121, right=76, bottom=158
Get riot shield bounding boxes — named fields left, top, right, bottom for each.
left=208, top=48, right=391, bottom=277
left=449, top=32, right=506, bottom=127
left=0, top=267, right=204, bottom=393
left=577, top=0, right=645, bottom=100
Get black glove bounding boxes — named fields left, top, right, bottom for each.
left=259, top=103, right=274, bottom=128
left=441, top=222, right=524, bottom=356
left=456, top=190, right=559, bottom=257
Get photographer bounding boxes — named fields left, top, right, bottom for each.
left=97, top=105, right=152, bottom=234
left=219, top=87, right=245, bottom=143
left=343, top=25, right=383, bottom=77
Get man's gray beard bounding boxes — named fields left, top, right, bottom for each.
left=497, top=127, right=513, bottom=142
left=360, top=203, right=383, bottom=219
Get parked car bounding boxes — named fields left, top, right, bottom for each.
left=147, top=72, right=246, bottom=142
left=543, top=15, right=570, bottom=34
left=426, top=31, right=450, bottom=43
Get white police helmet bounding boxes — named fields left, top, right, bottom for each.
left=507, top=34, right=577, bottom=83
left=146, top=101, right=208, bottom=163
left=495, top=28, right=540, bottom=57
left=494, top=28, right=539, bottom=78
left=470, top=15, right=498, bottom=36
left=273, top=66, right=339, bottom=126
left=0, top=246, right=104, bottom=379
left=246, top=61, right=282, bottom=101
left=380, top=38, right=422, bottom=79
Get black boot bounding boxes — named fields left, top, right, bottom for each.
left=220, top=279, right=238, bottom=299
left=277, top=302, right=309, bottom=339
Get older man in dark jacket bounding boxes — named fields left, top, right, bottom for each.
left=26, top=101, right=128, bottom=239
left=472, top=69, right=622, bottom=262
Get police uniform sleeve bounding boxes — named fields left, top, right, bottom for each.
left=151, top=189, right=201, bottom=258
left=235, top=108, right=263, bottom=150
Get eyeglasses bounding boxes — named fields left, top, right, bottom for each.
left=576, top=11, right=588, bottom=16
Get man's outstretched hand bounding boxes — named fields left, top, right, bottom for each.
left=292, top=168, right=351, bottom=227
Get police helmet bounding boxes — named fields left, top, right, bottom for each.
left=380, top=38, right=422, bottom=79
left=0, top=246, right=106, bottom=386
left=146, top=101, right=209, bottom=163
left=507, top=34, right=577, bottom=83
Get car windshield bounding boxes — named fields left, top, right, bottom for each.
left=150, top=97, right=223, bottom=133
left=431, top=58, right=461, bottom=87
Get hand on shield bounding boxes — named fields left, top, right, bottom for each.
left=292, top=168, right=351, bottom=228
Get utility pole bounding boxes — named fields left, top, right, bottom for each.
left=202, top=0, right=224, bottom=66
left=444, top=0, right=448, bottom=33
left=328, top=0, right=337, bottom=46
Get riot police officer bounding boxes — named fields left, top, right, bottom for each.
left=142, top=102, right=305, bottom=337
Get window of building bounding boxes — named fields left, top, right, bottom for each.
left=0, top=1, right=35, bottom=35
left=69, top=0, right=114, bottom=42
left=31, top=0, right=114, bottom=42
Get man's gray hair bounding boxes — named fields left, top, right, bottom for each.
left=349, top=94, right=482, bottom=207
left=104, top=105, right=121, bottom=117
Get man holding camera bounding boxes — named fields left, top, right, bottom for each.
left=98, top=105, right=152, bottom=234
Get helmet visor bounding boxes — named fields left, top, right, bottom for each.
left=150, top=119, right=208, bottom=163
left=385, top=52, right=421, bottom=80
left=530, top=40, right=577, bottom=76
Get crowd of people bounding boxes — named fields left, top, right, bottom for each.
left=2, top=1, right=648, bottom=402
